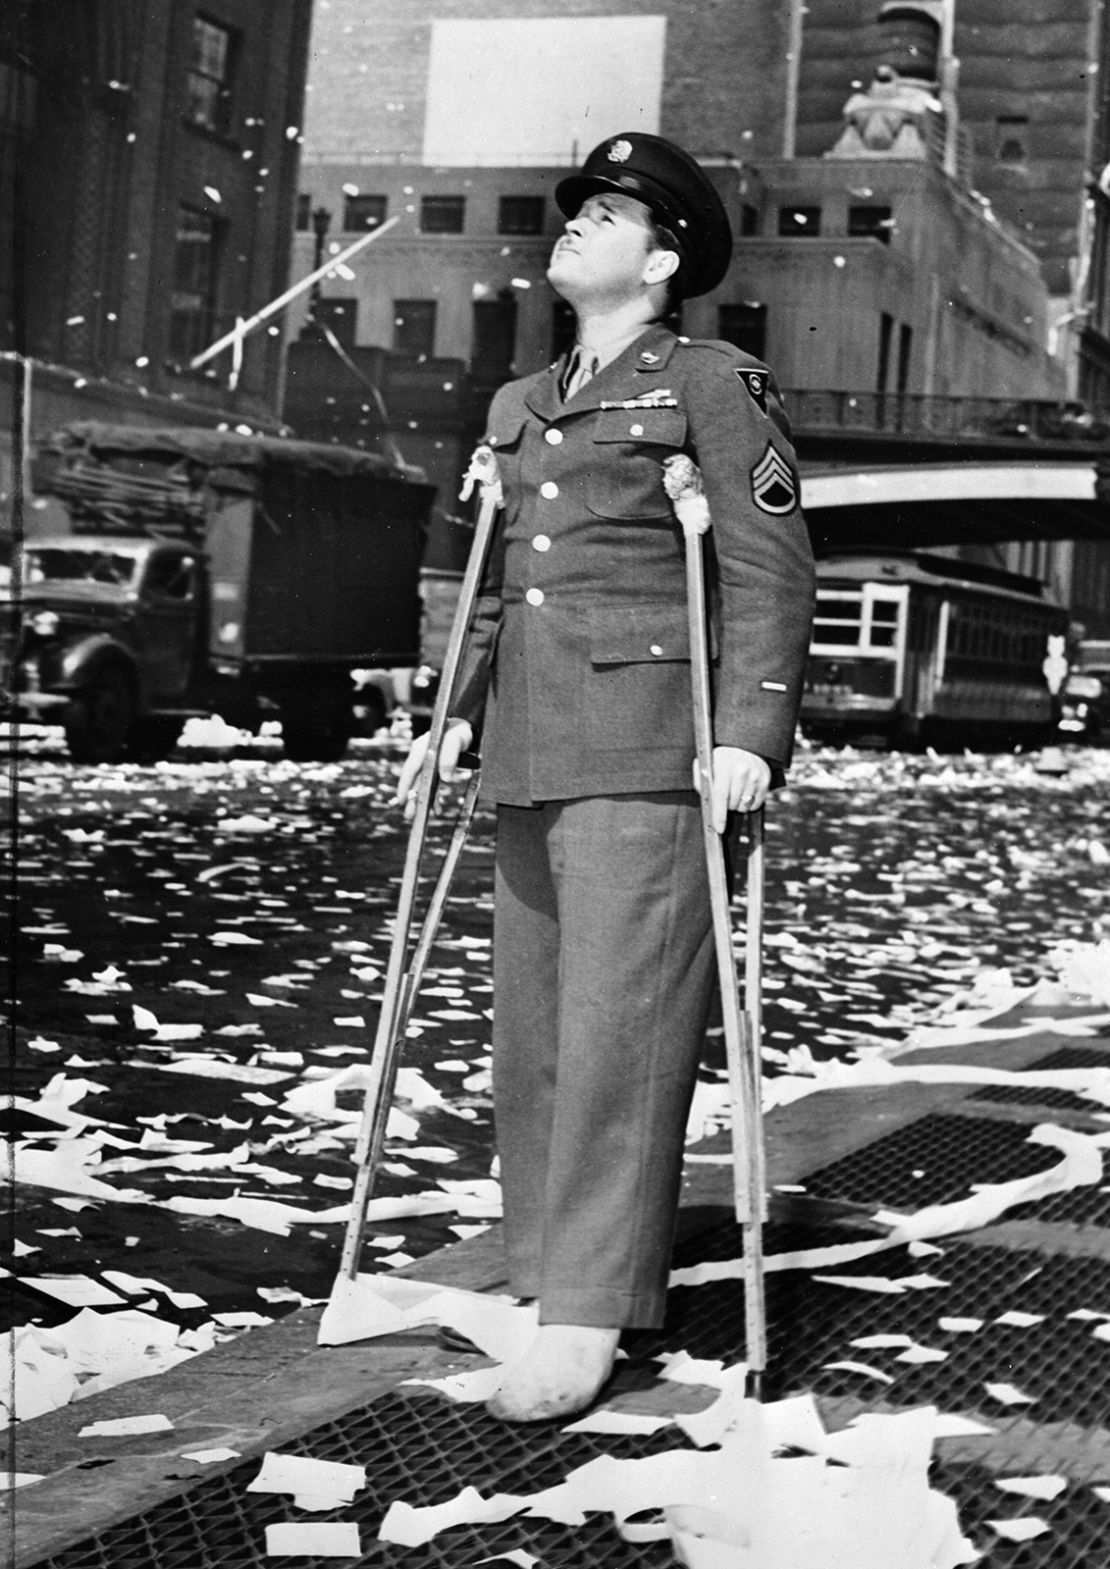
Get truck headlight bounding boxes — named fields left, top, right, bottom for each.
left=26, top=610, right=60, bottom=637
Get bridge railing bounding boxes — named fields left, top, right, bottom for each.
left=784, top=389, right=1110, bottom=445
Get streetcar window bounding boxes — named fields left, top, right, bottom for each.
left=812, top=587, right=905, bottom=655
left=869, top=598, right=900, bottom=648
left=946, top=599, right=1061, bottom=673
left=812, top=593, right=863, bottom=645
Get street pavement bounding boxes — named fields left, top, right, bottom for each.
left=6, top=731, right=1110, bottom=1564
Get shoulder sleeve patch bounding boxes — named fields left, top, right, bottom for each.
left=735, top=368, right=769, bottom=413
left=751, top=442, right=798, bottom=515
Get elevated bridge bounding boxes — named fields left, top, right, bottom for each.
left=787, top=390, right=1110, bottom=553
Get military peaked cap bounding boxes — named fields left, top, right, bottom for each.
left=555, top=132, right=733, bottom=297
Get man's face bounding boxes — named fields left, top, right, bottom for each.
left=547, top=192, right=671, bottom=307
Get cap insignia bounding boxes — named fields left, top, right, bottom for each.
left=607, top=139, right=633, bottom=163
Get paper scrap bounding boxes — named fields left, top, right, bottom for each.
left=161, top=1195, right=350, bottom=1235
left=405, top=1365, right=506, bottom=1403
left=562, top=1409, right=675, bottom=1436
left=26, top=1276, right=129, bottom=1308
left=822, top=1361, right=896, bottom=1383
left=995, top=1475, right=1067, bottom=1501
left=983, top=1382, right=1036, bottom=1406
left=930, top=1414, right=995, bottom=1438
left=78, top=1414, right=174, bottom=1437
left=248, top=1452, right=365, bottom=1502
left=182, top=1447, right=241, bottom=1464
left=381, top=1403, right=978, bottom=1567
left=264, top=1522, right=361, bottom=1556
left=815, top=1275, right=908, bottom=1295
left=381, top=1486, right=526, bottom=1549
left=986, top=1517, right=1050, bottom=1541
left=894, top=1343, right=949, bottom=1364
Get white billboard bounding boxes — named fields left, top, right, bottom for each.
left=423, top=16, right=666, bottom=166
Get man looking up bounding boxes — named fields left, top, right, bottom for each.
left=397, top=133, right=815, bottom=1422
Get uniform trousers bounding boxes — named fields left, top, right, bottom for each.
left=492, top=791, right=720, bottom=1329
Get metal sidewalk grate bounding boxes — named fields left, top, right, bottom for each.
left=971, top=1045, right=1110, bottom=1115
left=25, top=1239, right=1110, bottom=1568
left=26, top=1396, right=686, bottom=1568
left=798, top=1114, right=1064, bottom=1209
left=646, top=1234, right=1110, bottom=1429
left=931, top=1461, right=1110, bottom=1568
left=22, top=1111, right=1110, bottom=1569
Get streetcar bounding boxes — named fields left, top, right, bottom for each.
left=799, top=550, right=1069, bottom=747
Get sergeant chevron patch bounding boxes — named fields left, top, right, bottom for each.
left=736, top=368, right=768, bottom=412
left=750, top=442, right=797, bottom=515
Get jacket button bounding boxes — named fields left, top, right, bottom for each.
left=526, top=588, right=545, bottom=606
left=540, top=481, right=559, bottom=499
left=532, top=535, right=551, bottom=552
left=544, top=428, right=564, bottom=445
left=630, top=423, right=644, bottom=436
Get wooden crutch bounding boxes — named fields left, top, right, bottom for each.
left=338, top=447, right=502, bottom=1282
left=663, top=454, right=769, bottom=1397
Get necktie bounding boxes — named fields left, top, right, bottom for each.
left=560, top=346, right=599, bottom=402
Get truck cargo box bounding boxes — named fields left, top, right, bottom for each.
left=46, top=423, right=436, bottom=666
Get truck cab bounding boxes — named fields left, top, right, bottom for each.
left=3, top=535, right=206, bottom=761
left=11, top=421, right=436, bottom=764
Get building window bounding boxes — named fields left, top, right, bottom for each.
left=740, top=204, right=760, bottom=237
left=717, top=303, right=767, bottom=360
left=295, top=194, right=312, bottom=231
left=344, top=194, right=388, bottom=232
left=848, top=204, right=893, bottom=243
left=169, top=206, right=221, bottom=362
left=778, top=205, right=821, bottom=237
left=420, top=195, right=465, bottom=234
left=996, top=115, right=1029, bottom=165
left=498, top=196, right=545, bottom=235
left=472, top=293, right=518, bottom=382
left=393, top=299, right=436, bottom=356
left=877, top=310, right=894, bottom=394
left=185, top=15, right=237, bottom=137
left=316, top=298, right=359, bottom=345
left=897, top=322, right=913, bottom=394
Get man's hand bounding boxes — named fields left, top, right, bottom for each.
left=393, top=719, right=474, bottom=822
left=694, top=746, right=772, bottom=833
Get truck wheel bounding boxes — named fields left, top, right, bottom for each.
left=126, top=716, right=185, bottom=763
left=63, top=665, right=135, bottom=764
left=280, top=696, right=354, bottom=762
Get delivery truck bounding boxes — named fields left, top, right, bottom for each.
left=2, top=422, right=436, bottom=763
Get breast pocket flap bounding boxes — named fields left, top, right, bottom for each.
left=593, top=408, right=687, bottom=447
left=483, top=414, right=526, bottom=452
left=589, top=604, right=691, bottom=666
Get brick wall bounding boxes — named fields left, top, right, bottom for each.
left=304, top=0, right=795, bottom=163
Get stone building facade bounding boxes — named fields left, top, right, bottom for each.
left=1, top=0, right=313, bottom=536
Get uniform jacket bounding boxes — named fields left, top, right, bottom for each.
left=451, top=321, right=817, bottom=806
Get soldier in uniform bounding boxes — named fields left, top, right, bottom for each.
left=397, top=132, right=815, bottom=1422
